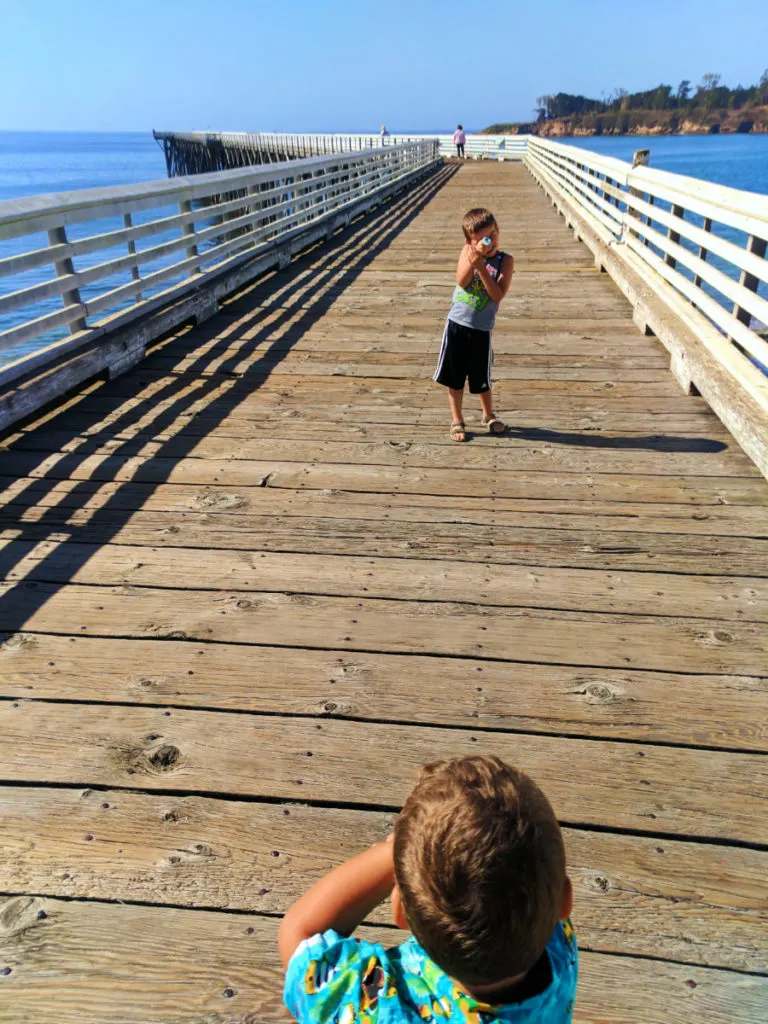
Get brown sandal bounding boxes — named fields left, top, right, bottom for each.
left=482, top=414, right=506, bottom=435
left=450, top=421, right=467, bottom=442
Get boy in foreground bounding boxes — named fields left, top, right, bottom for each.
left=433, top=208, right=514, bottom=441
left=280, top=755, right=578, bottom=1024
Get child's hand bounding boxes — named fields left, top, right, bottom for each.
left=467, top=244, right=486, bottom=270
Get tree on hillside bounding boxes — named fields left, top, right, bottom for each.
left=760, top=69, right=768, bottom=103
left=699, top=73, right=722, bottom=92
left=676, top=80, right=691, bottom=103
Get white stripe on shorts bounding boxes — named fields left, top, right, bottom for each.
left=433, top=320, right=450, bottom=382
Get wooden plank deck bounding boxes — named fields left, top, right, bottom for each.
left=1, top=161, right=766, bottom=1023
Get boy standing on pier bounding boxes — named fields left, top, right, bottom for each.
left=280, top=754, right=578, bottom=1024
left=433, top=208, right=514, bottom=441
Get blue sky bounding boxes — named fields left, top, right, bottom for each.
left=1, top=0, right=766, bottom=132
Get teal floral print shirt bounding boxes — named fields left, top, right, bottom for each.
left=284, top=920, right=578, bottom=1024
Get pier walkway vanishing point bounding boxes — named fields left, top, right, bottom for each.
left=0, top=151, right=767, bottom=1023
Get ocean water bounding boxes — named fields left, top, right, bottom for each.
left=0, top=131, right=167, bottom=201
left=1, top=131, right=767, bottom=368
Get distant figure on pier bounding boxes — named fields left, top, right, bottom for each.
left=279, top=755, right=577, bottom=1024
left=433, top=207, right=514, bottom=441
left=380, top=124, right=390, bottom=143
left=453, top=124, right=466, bottom=158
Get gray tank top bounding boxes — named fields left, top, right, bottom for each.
left=447, top=251, right=507, bottom=331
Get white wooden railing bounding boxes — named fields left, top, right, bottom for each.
left=0, top=141, right=439, bottom=390
left=307, top=133, right=530, bottom=160
left=191, top=131, right=530, bottom=161
left=525, top=136, right=768, bottom=474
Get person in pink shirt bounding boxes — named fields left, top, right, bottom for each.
left=453, top=125, right=466, bottom=158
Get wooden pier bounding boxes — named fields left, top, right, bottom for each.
left=1, top=160, right=767, bottom=1023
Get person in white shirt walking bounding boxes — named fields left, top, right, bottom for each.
left=453, top=125, right=466, bottom=158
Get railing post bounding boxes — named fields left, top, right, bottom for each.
left=123, top=213, right=142, bottom=302
left=246, top=183, right=263, bottom=241
left=665, top=203, right=685, bottom=268
left=179, top=199, right=201, bottom=275
left=626, top=149, right=650, bottom=238
left=643, top=194, right=655, bottom=247
left=733, top=235, right=768, bottom=327
left=693, top=217, right=713, bottom=288
left=47, top=225, right=87, bottom=334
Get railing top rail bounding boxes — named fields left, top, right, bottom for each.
left=0, top=142, right=432, bottom=240
left=527, top=137, right=630, bottom=179
left=529, top=136, right=768, bottom=223
left=629, top=163, right=768, bottom=223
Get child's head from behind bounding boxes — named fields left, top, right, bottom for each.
left=393, top=755, right=569, bottom=989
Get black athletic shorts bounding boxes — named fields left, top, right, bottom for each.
left=433, top=319, right=492, bottom=393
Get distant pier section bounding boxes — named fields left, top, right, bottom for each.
left=153, top=130, right=527, bottom=176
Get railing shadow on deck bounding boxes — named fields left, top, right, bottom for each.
left=0, top=163, right=459, bottom=636
left=505, top=426, right=728, bottom=453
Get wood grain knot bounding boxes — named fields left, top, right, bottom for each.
left=150, top=745, right=181, bottom=770
left=585, top=683, right=615, bottom=703
left=0, top=896, right=44, bottom=936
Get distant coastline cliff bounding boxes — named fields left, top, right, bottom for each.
left=483, top=75, right=768, bottom=137
left=483, top=106, right=768, bottom=137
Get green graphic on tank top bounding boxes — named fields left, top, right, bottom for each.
left=454, top=274, right=489, bottom=312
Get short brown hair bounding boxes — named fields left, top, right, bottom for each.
left=393, top=756, right=566, bottom=986
left=462, top=208, right=498, bottom=241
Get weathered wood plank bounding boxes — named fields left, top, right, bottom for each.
left=7, top=430, right=753, bottom=478
left=21, top=384, right=727, bottom=433
left=2, top=898, right=763, bottom=1024
left=4, top=542, right=765, bottom=621
left=3, top=478, right=766, bottom=538
left=15, top=407, right=732, bottom=439
left=0, top=700, right=765, bottom=842
left=1, top=451, right=763, bottom=504
left=170, top=328, right=672, bottom=359
left=77, top=367, right=713, bottom=404
left=1, top=580, right=766, bottom=676
left=2, top=787, right=764, bottom=970
left=2, top=633, right=764, bottom=751
left=124, top=356, right=686, bottom=385
left=3, top=506, right=766, bottom=576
